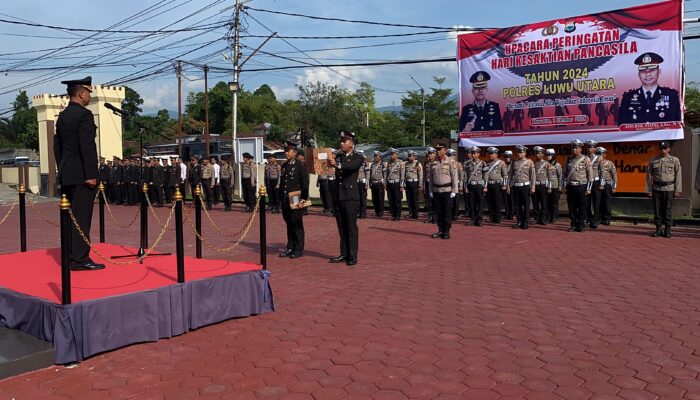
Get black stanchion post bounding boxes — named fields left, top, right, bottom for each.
left=98, top=183, right=105, bottom=244
left=259, top=186, right=267, bottom=269
left=140, top=183, right=149, bottom=260
left=194, top=184, right=202, bottom=259
left=59, top=194, right=72, bottom=305
left=18, top=183, right=26, bottom=252
left=174, top=188, right=185, bottom=283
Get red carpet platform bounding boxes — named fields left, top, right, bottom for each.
left=0, top=244, right=274, bottom=364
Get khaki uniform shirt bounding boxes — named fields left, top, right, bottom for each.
left=385, top=160, right=405, bottom=187
left=201, top=164, right=213, bottom=180
left=647, top=155, right=681, bottom=192
left=404, top=160, right=423, bottom=189
left=563, top=155, right=593, bottom=191
left=242, top=162, right=257, bottom=187
left=428, top=156, right=458, bottom=194
left=589, top=154, right=601, bottom=181
left=464, top=159, right=486, bottom=187
left=599, top=159, right=617, bottom=190
left=369, top=162, right=385, bottom=184
left=508, top=158, right=536, bottom=187
left=534, top=160, right=551, bottom=187
left=265, top=163, right=281, bottom=187
left=547, top=161, right=563, bottom=190
left=484, top=159, right=509, bottom=187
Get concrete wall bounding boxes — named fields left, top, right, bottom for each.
left=0, top=167, right=40, bottom=194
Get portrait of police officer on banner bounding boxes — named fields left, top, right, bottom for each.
left=618, top=52, right=681, bottom=125
left=459, top=71, right=503, bottom=132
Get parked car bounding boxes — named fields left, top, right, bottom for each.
left=380, top=146, right=428, bottom=163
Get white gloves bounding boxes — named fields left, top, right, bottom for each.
left=450, top=193, right=456, bottom=198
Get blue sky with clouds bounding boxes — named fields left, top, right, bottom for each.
left=1, top=0, right=698, bottom=114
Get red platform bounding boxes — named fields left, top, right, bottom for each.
left=0, top=244, right=261, bottom=304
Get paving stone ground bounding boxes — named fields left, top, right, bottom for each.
left=1, top=199, right=699, bottom=399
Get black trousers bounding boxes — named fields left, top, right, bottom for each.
left=213, top=184, right=220, bottom=205
left=334, top=200, right=360, bottom=261
left=504, top=191, right=513, bottom=218
left=423, top=183, right=431, bottom=213
left=652, top=190, right=673, bottom=226
left=282, top=199, right=305, bottom=253
left=62, top=184, right=97, bottom=266
left=110, top=183, right=121, bottom=204
left=242, top=178, right=255, bottom=209
left=265, top=179, right=280, bottom=209
left=318, top=179, right=329, bottom=210
left=164, top=184, right=172, bottom=203
left=532, top=184, right=548, bottom=222
left=220, top=178, right=232, bottom=209
left=358, top=183, right=367, bottom=217
left=326, top=180, right=336, bottom=212
left=201, top=178, right=212, bottom=209
left=567, top=184, right=587, bottom=229
left=547, top=189, right=560, bottom=222
left=467, top=184, right=485, bottom=223
left=433, top=192, right=453, bottom=233
left=587, top=180, right=601, bottom=224
left=599, top=184, right=613, bottom=223
left=485, top=183, right=504, bottom=222
left=370, top=183, right=384, bottom=215
left=120, top=183, right=128, bottom=205
left=462, top=192, right=470, bottom=217
left=512, top=185, right=530, bottom=225
left=387, top=182, right=402, bottom=218
left=148, top=184, right=164, bottom=206
left=179, top=183, right=186, bottom=204
left=405, top=181, right=419, bottom=217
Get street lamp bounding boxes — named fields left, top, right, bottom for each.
left=409, top=75, right=426, bottom=147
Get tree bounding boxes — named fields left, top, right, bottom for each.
left=1, top=91, right=40, bottom=149
left=401, top=76, right=458, bottom=144
left=686, top=81, right=700, bottom=115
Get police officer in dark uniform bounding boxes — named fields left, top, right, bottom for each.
left=279, top=141, right=309, bottom=259
left=98, top=157, right=110, bottom=195
left=53, top=76, right=104, bottom=271
left=188, top=156, right=202, bottom=201
left=460, top=71, right=503, bottom=132
left=328, top=131, right=364, bottom=266
left=110, top=157, right=122, bottom=204
left=167, top=156, right=179, bottom=204
left=129, top=158, right=140, bottom=205
left=618, top=52, right=681, bottom=125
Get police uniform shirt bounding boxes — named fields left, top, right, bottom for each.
left=404, top=160, right=423, bottom=188
left=428, top=156, right=458, bottom=193
left=385, top=159, right=405, bottom=186
left=460, top=100, right=503, bottom=132
left=647, top=154, right=681, bottom=192
left=563, top=155, right=593, bottom=189
left=618, top=86, right=681, bottom=124
left=242, top=162, right=258, bottom=186
left=265, top=163, right=281, bottom=186
left=548, top=161, right=563, bottom=189
left=465, top=159, right=485, bottom=185
left=53, top=102, right=99, bottom=186
left=99, top=164, right=110, bottom=184
left=201, top=164, right=213, bottom=180
left=280, top=159, right=310, bottom=199
left=484, top=159, right=508, bottom=185
left=188, top=163, right=202, bottom=185
left=508, top=158, right=535, bottom=186
left=369, top=161, right=385, bottom=184
left=535, top=160, right=551, bottom=186
left=357, top=163, right=369, bottom=184
left=599, top=159, right=618, bottom=190
left=589, top=154, right=601, bottom=180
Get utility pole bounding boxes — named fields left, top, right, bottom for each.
left=204, top=65, right=210, bottom=159
left=177, top=60, right=183, bottom=159
left=231, top=0, right=241, bottom=197
left=410, top=75, right=426, bottom=147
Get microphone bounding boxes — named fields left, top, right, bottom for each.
left=104, top=102, right=127, bottom=116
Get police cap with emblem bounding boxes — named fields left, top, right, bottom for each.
left=373, top=150, right=382, bottom=157
left=504, top=150, right=513, bottom=157
left=659, top=141, right=671, bottom=149
left=407, top=150, right=417, bottom=156
left=635, top=52, right=663, bottom=71
left=447, top=149, right=457, bottom=156
left=426, top=147, right=436, bottom=154
left=596, top=147, right=607, bottom=155
left=469, top=71, right=491, bottom=88
left=389, top=147, right=399, bottom=154
left=435, top=143, right=446, bottom=150
left=242, top=152, right=254, bottom=159
left=545, top=148, right=556, bottom=156
left=515, top=145, right=528, bottom=152
left=61, top=76, right=93, bottom=93
left=471, top=146, right=481, bottom=153
left=339, top=130, right=355, bottom=142
left=585, top=140, right=598, bottom=147
left=533, top=146, right=545, bottom=153
left=486, top=146, right=499, bottom=154
left=570, top=139, right=584, bottom=148
left=283, top=140, right=298, bottom=151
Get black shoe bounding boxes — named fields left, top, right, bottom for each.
left=568, top=226, right=575, bottom=232
left=289, top=252, right=303, bottom=259
left=512, top=223, right=521, bottom=229
left=346, top=259, right=357, bottom=266
left=663, top=226, right=672, bottom=238
left=575, top=226, right=584, bottom=232
left=71, top=261, right=105, bottom=271
left=538, top=220, right=546, bottom=226
left=589, top=223, right=598, bottom=229
left=441, top=232, right=450, bottom=239
left=651, top=226, right=662, bottom=237
left=475, top=221, right=482, bottom=227
left=521, top=223, right=529, bottom=229
left=279, top=249, right=294, bottom=257
left=329, top=255, right=346, bottom=263
left=431, top=232, right=443, bottom=238
left=466, top=221, right=475, bottom=226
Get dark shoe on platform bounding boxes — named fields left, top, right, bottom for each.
left=475, top=221, right=483, bottom=227
left=289, top=252, right=304, bottom=259
left=279, top=249, right=294, bottom=257
left=521, top=223, right=529, bottom=230
left=466, top=221, right=475, bottom=226
left=346, top=259, right=357, bottom=266
left=538, top=220, right=546, bottom=226
left=71, top=261, right=105, bottom=271
left=663, top=226, right=672, bottom=238
left=431, top=232, right=443, bottom=238
left=329, top=255, right=346, bottom=263
left=512, top=223, right=521, bottom=229
left=651, top=226, right=662, bottom=237
left=441, top=232, right=450, bottom=239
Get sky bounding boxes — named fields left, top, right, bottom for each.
left=1, top=0, right=699, bottom=115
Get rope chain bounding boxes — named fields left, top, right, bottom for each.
left=197, top=193, right=249, bottom=238
left=183, top=195, right=260, bottom=253
left=27, top=198, right=60, bottom=227
left=0, top=202, right=17, bottom=225
left=146, top=193, right=176, bottom=231
left=99, top=189, right=140, bottom=229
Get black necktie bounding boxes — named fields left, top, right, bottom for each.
left=645, top=91, right=652, bottom=107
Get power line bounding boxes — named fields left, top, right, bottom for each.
left=0, top=17, right=228, bottom=33
left=241, top=30, right=453, bottom=40
left=231, top=56, right=455, bottom=73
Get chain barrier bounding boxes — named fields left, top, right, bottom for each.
left=67, top=201, right=176, bottom=265
left=145, top=193, right=176, bottom=231
left=99, top=189, right=140, bottom=229
left=183, top=195, right=260, bottom=253
left=197, top=194, right=249, bottom=238
left=27, top=198, right=60, bottom=227
left=0, top=202, right=17, bottom=226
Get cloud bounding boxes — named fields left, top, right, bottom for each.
left=142, top=82, right=176, bottom=111
left=269, top=85, right=297, bottom=100
left=296, top=66, right=377, bottom=90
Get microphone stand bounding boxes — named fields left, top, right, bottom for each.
left=108, top=110, right=171, bottom=263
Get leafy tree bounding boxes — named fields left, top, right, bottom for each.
left=401, top=76, right=458, bottom=144
left=686, top=81, right=700, bottom=115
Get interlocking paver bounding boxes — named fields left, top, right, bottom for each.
left=0, top=202, right=699, bottom=399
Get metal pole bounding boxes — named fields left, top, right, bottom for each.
left=140, top=183, right=148, bottom=262
left=194, top=184, right=202, bottom=259
left=232, top=0, right=241, bottom=198
left=174, top=188, right=185, bottom=283
left=204, top=65, right=210, bottom=160
left=258, top=186, right=267, bottom=269
left=59, top=194, right=71, bottom=305
left=177, top=61, right=183, bottom=159
left=18, top=183, right=26, bottom=252
left=98, top=183, right=105, bottom=243
left=421, top=88, right=426, bottom=147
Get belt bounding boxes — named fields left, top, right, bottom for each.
left=388, top=179, right=400, bottom=184
left=371, top=180, right=383, bottom=184
left=433, top=183, right=451, bottom=188
left=567, top=181, right=587, bottom=186
left=488, top=179, right=503, bottom=184
left=327, top=177, right=336, bottom=181
left=536, top=181, right=547, bottom=185
left=406, top=179, right=418, bottom=182
left=358, top=179, right=367, bottom=183
left=468, top=180, right=484, bottom=185
left=653, top=181, right=673, bottom=187
left=513, top=182, right=530, bottom=187
left=594, top=177, right=600, bottom=181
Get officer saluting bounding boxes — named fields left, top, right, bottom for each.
left=279, top=141, right=310, bottom=259
left=647, top=141, right=681, bottom=238
left=618, top=52, right=681, bottom=125
left=53, top=76, right=104, bottom=271
left=459, top=71, right=503, bottom=132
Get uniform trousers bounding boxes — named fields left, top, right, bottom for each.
left=423, top=181, right=432, bottom=213
left=120, top=182, right=128, bottom=205
left=371, top=183, right=384, bottom=215
left=486, top=183, right=504, bottom=222
left=325, top=180, right=336, bottom=213
left=241, top=177, right=255, bottom=209
left=358, top=183, right=368, bottom=217
left=334, top=200, right=359, bottom=261
left=504, top=191, right=513, bottom=218
left=532, top=184, right=548, bottom=222
left=265, top=179, right=280, bottom=209
left=587, top=179, right=601, bottom=225
left=386, top=182, right=402, bottom=218
left=652, top=190, right=673, bottom=227
left=318, top=179, right=329, bottom=211
left=282, top=198, right=305, bottom=254
left=405, top=181, right=419, bottom=217
left=433, top=192, right=453, bottom=233
left=189, top=182, right=201, bottom=204
left=200, top=178, right=212, bottom=209
left=512, top=185, right=530, bottom=226
left=567, top=184, right=587, bottom=229
left=467, top=184, right=485, bottom=223
left=547, top=189, right=560, bottom=222
left=599, top=184, right=613, bottom=223
left=110, top=182, right=121, bottom=204
left=61, top=184, right=97, bottom=266
left=220, top=178, right=232, bottom=210
left=164, top=184, right=172, bottom=203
